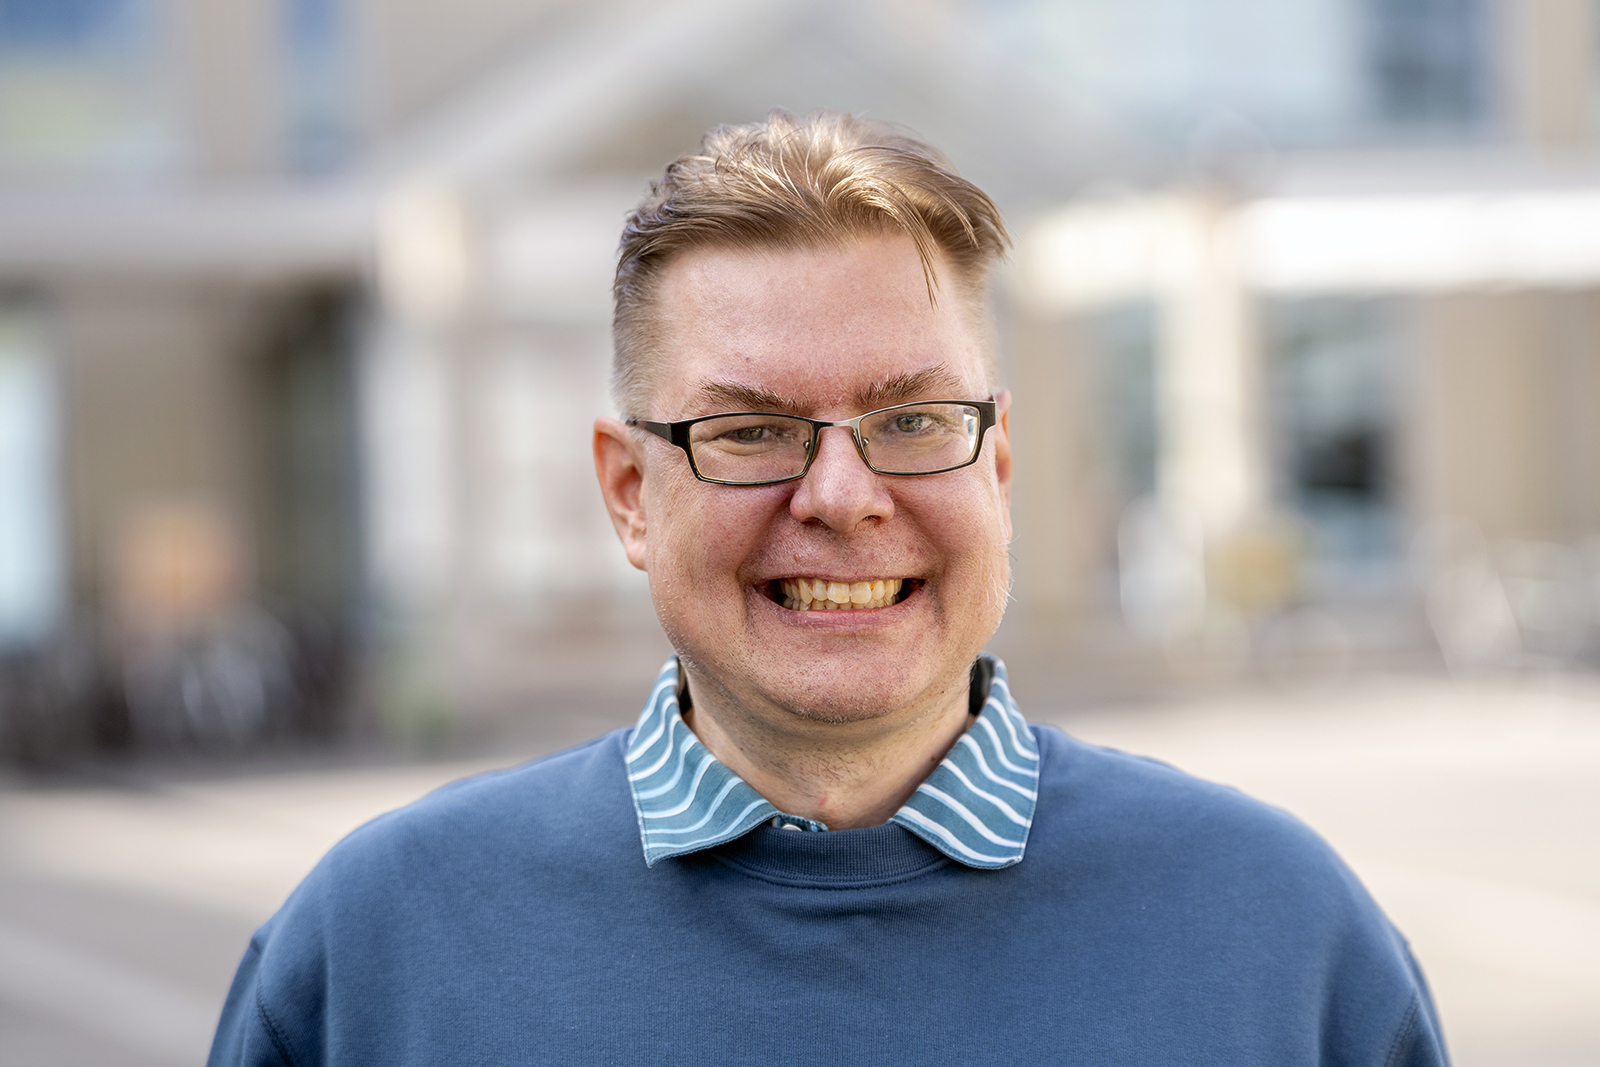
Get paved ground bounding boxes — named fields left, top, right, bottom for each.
left=1, top=670, right=1596, bottom=1066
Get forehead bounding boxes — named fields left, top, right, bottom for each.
left=649, top=233, right=988, bottom=416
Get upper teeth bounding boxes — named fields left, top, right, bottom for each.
left=777, top=577, right=904, bottom=611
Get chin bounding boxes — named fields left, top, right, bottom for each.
left=774, top=691, right=907, bottom=726
left=759, top=648, right=962, bottom=725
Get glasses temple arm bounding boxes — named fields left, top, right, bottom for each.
left=625, top=419, right=676, bottom=444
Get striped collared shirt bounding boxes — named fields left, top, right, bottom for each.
left=624, top=654, right=1039, bottom=869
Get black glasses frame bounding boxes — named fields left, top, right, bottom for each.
left=626, top=398, right=998, bottom=486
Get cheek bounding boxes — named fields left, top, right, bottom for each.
left=641, top=465, right=696, bottom=581
left=644, top=474, right=785, bottom=586
left=916, top=478, right=1011, bottom=565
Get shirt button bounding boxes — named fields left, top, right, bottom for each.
left=781, top=823, right=802, bottom=831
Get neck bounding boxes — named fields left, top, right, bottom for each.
left=678, top=666, right=974, bottom=830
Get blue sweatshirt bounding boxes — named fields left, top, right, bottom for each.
left=208, top=724, right=1447, bottom=1066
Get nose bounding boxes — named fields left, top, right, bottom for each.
left=788, top=424, right=895, bottom=532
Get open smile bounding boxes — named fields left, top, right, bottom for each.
left=766, top=577, right=917, bottom=611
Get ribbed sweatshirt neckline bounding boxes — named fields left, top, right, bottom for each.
left=708, top=821, right=952, bottom=888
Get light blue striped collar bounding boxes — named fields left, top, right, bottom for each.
left=624, top=654, right=1039, bottom=870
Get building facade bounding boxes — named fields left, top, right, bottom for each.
left=2, top=0, right=1597, bottom=754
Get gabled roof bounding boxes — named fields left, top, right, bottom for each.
left=0, top=0, right=1109, bottom=278
left=372, top=0, right=1104, bottom=208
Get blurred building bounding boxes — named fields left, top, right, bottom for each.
left=0, top=0, right=1597, bottom=753
left=1005, top=0, right=1600, bottom=682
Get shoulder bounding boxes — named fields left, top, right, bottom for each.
left=330, top=728, right=634, bottom=879
left=263, top=728, right=638, bottom=937
left=1027, top=723, right=1387, bottom=935
left=1033, top=723, right=1338, bottom=858
left=373, top=728, right=633, bottom=834
left=1017, top=726, right=1445, bottom=1065
left=211, top=731, right=642, bottom=1064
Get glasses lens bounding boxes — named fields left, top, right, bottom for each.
left=688, top=414, right=814, bottom=483
left=860, top=403, right=981, bottom=474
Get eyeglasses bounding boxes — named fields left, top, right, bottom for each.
left=626, top=399, right=997, bottom=486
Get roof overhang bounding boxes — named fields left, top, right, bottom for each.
left=0, top=184, right=372, bottom=281
left=1019, top=184, right=1600, bottom=310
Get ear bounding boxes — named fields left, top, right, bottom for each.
left=594, top=418, right=649, bottom=571
left=991, top=390, right=1013, bottom=536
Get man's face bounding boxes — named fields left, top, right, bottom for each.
left=599, top=232, right=1012, bottom=728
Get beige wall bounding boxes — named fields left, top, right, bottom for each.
left=56, top=282, right=268, bottom=609
left=170, top=0, right=285, bottom=177
left=1409, top=290, right=1600, bottom=543
left=131, top=0, right=586, bottom=180
left=1004, top=308, right=1108, bottom=619
left=1497, top=0, right=1598, bottom=152
left=349, top=0, right=587, bottom=139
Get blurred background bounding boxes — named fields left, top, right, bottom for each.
left=0, top=0, right=1596, bottom=1064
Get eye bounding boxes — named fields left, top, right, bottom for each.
left=692, top=417, right=805, bottom=451
left=892, top=413, right=933, bottom=433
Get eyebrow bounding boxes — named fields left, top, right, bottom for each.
left=860, top=365, right=968, bottom=407
left=690, top=364, right=969, bottom=416
left=691, top=381, right=805, bottom=413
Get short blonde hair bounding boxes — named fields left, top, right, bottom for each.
left=612, top=109, right=1010, bottom=415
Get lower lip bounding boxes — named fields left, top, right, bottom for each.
left=755, top=582, right=920, bottom=623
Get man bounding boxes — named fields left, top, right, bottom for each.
left=210, top=110, right=1447, bottom=1065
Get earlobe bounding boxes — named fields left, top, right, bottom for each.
left=593, top=418, right=650, bottom=571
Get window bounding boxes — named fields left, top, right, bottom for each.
left=1092, top=302, right=1159, bottom=501
left=0, top=0, right=139, bottom=49
left=1267, top=299, right=1402, bottom=583
left=0, top=0, right=178, bottom=176
left=0, top=302, right=63, bottom=647
left=281, top=0, right=351, bottom=172
left=1364, top=0, right=1491, bottom=129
